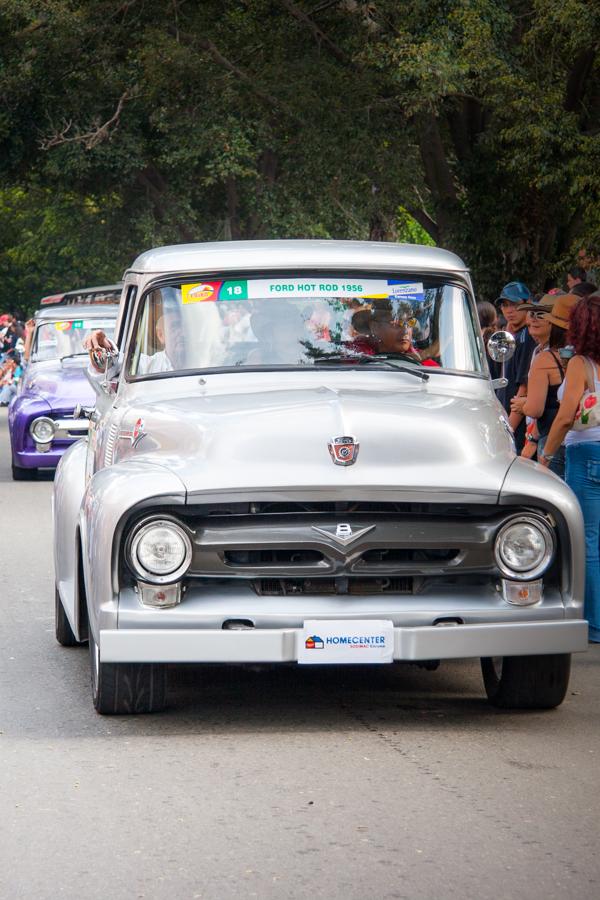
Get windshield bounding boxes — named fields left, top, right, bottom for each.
left=128, top=275, right=483, bottom=377
left=32, top=318, right=116, bottom=362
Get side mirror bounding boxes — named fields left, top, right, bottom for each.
left=101, top=349, right=121, bottom=393
left=86, top=348, right=121, bottom=397
left=487, top=330, right=516, bottom=364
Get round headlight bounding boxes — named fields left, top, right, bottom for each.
left=30, top=416, right=56, bottom=444
left=495, top=517, right=554, bottom=580
left=129, top=519, right=192, bottom=584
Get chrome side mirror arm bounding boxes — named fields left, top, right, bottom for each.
left=487, top=331, right=516, bottom=383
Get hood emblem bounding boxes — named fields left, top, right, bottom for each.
left=311, top=523, right=375, bottom=547
left=120, top=417, right=146, bottom=447
left=328, top=435, right=359, bottom=466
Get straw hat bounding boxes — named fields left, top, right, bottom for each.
left=520, top=293, right=558, bottom=312
left=542, top=293, right=579, bottom=329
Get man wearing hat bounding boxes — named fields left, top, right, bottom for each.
left=496, top=281, right=536, bottom=452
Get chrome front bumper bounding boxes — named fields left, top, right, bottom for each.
left=100, top=619, right=588, bottom=664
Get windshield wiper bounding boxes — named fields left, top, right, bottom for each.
left=313, top=355, right=429, bottom=381
left=60, top=352, right=88, bottom=363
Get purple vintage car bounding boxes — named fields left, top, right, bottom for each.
left=9, top=289, right=120, bottom=480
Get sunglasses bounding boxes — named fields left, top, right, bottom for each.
left=527, top=310, right=548, bottom=320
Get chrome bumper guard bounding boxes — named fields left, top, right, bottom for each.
left=54, top=418, right=89, bottom=439
left=100, top=619, right=588, bottom=664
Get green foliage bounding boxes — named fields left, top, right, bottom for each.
left=0, top=0, right=599, bottom=310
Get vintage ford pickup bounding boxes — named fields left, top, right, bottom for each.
left=53, top=240, right=588, bottom=713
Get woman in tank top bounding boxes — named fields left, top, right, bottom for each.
left=512, top=294, right=578, bottom=477
left=541, top=293, right=600, bottom=642
left=510, top=296, right=566, bottom=475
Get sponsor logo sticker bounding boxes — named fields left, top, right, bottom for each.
left=305, top=635, right=324, bottom=650
left=299, top=620, right=394, bottom=664
left=182, top=282, right=222, bottom=303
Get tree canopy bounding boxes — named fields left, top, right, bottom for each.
left=0, top=0, right=599, bottom=312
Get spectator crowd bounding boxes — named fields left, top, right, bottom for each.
left=0, top=313, right=28, bottom=405
left=478, top=247, right=600, bottom=643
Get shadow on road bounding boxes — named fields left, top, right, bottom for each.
left=8, top=639, right=593, bottom=741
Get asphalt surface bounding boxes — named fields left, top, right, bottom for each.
left=1, top=407, right=599, bottom=899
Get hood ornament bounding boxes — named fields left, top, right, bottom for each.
left=328, top=435, right=359, bottom=466
left=312, top=523, right=375, bottom=547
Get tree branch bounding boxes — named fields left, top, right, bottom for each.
left=279, top=0, right=351, bottom=65
left=405, top=203, right=439, bottom=244
left=40, top=90, right=133, bottom=151
left=170, top=28, right=303, bottom=125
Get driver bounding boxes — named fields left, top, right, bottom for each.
left=370, top=306, right=422, bottom=360
left=347, top=300, right=422, bottom=361
left=85, top=310, right=185, bottom=375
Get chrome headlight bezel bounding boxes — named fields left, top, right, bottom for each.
left=127, top=517, right=193, bottom=585
left=494, top=515, right=555, bottom=581
left=29, top=416, right=56, bottom=444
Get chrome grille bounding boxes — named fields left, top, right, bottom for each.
left=182, top=515, right=497, bottom=579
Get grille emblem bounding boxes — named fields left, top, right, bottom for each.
left=328, top=435, right=359, bottom=466
left=312, top=523, right=375, bottom=546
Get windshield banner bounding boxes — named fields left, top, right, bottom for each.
left=181, top=279, right=425, bottom=304
left=53, top=319, right=114, bottom=332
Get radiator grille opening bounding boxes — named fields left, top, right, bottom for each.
left=361, top=548, right=460, bottom=564
left=199, top=501, right=435, bottom=517
left=224, top=549, right=325, bottom=567
left=254, top=576, right=413, bottom=596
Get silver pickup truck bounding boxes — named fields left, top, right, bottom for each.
left=53, top=240, right=588, bottom=714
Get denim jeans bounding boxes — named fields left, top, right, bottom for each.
left=566, top=442, right=600, bottom=642
left=0, top=383, right=15, bottom=405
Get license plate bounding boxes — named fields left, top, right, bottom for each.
left=298, top=619, right=394, bottom=665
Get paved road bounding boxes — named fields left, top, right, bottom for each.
left=1, top=408, right=599, bottom=899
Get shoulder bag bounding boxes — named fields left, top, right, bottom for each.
left=572, top=357, right=600, bottom=430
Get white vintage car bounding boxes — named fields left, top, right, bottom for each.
left=53, top=240, right=588, bottom=714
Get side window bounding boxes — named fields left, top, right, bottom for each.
left=128, top=288, right=179, bottom=376
left=114, top=284, right=138, bottom=349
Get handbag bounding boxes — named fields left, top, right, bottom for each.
left=572, top=357, right=600, bottom=430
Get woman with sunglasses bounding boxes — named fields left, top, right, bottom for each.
left=511, top=294, right=578, bottom=476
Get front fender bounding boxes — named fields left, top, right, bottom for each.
left=8, top=394, right=51, bottom=454
left=80, top=460, right=187, bottom=641
left=53, top=439, right=87, bottom=637
left=499, top=457, right=585, bottom=616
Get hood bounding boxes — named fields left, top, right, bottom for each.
left=22, top=360, right=94, bottom=407
left=115, top=379, right=515, bottom=502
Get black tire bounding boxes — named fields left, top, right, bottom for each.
left=89, top=630, right=167, bottom=714
left=55, top=586, right=79, bottom=647
left=481, top=654, right=571, bottom=710
left=12, top=463, right=36, bottom=480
